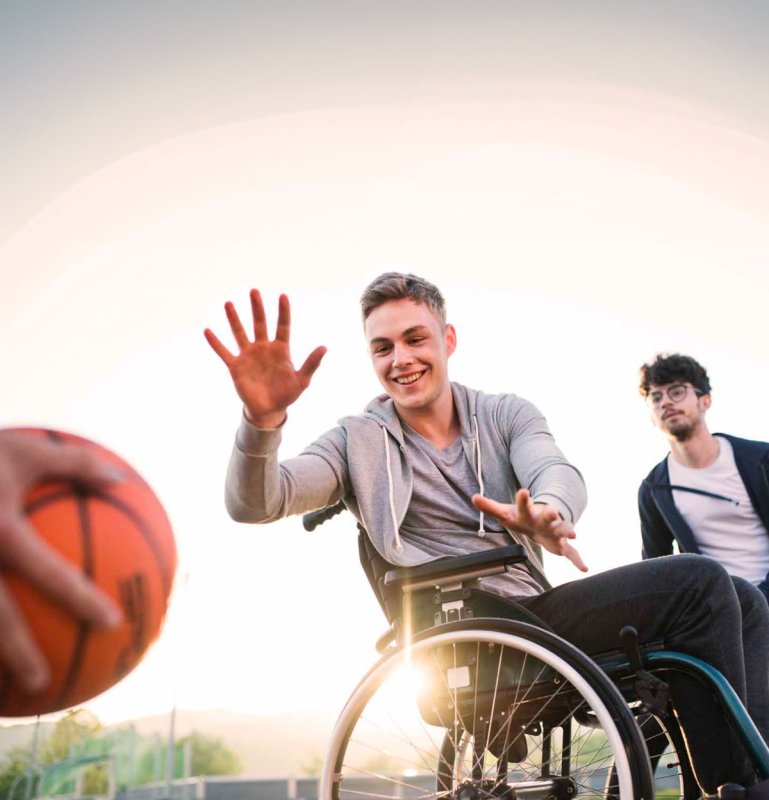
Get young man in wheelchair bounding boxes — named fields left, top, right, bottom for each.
left=205, top=272, right=769, bottom=798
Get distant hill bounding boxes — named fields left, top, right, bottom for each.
left=0, top=708, right=337, bottom=778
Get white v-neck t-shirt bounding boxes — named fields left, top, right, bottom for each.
left=667, top=436, right=769, bottom=585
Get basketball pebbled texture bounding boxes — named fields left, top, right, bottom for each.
left=0, top=428, right=177, bottom=717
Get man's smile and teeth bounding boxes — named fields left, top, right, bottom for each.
left=393, top=370, right=426, bottom=386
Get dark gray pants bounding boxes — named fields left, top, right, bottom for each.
left=516, top=554, right=769, bottom=793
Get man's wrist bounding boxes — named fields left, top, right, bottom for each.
left=532, top=493, right=574, bottom=522
left=243, top=408, right=287, bottom=429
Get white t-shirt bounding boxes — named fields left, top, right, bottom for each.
left=667, top=436, right=769, bottom=585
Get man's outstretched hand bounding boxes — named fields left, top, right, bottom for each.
left=204, top=290, right=326, bottom=428
left=472, top=489, right=588, bottom=573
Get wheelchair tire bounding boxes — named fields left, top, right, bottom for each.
left=321, top=619, right=655, bottom=800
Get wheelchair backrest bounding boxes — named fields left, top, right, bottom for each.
left=304, top=504, right=550, bottom=638
left=358, top=524, right=551, bottom=637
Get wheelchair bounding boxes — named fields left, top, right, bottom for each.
left=304, top=504, right=769, bottom=800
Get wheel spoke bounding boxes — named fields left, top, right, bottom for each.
left=338, top=763, right=437, bottom=798
left=323, top=625, right=653, bottom=800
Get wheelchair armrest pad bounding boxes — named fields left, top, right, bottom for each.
left=383, top=544, right=527, bottom=589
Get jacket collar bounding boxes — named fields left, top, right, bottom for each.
left=717, top=433, right=769, bottom=533
left=645, top=459, right=701, bottom=553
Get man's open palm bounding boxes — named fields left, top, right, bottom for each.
left=205, top=290, right=326, bottom=427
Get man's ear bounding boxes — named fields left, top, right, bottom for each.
left=700, top=393, right=712, bottom=411
left=445, top=323, right=457, bottom=357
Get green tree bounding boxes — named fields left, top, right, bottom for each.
left=80, top=763, right=109, bottom=797
left=181, top=732, right=241, bottom=777
left=0, top=744, right=34, bottom=800
left=39, top=709, right=109, bottom=797
left=40, top=710, right=102, bottom=763
left=299, top=754, right=323, bottom=777
left=134, top=731, right=241, bottom=785
left=0, top=711, right=115, bottom=800
left=133, top=737, right=165, bottom=786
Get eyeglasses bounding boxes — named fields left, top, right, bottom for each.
left=647, top=383, right=704, bottom=407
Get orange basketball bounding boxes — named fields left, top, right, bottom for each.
left=0, top=428, right=177, bottom=717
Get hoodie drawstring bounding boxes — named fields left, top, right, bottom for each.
left=382, top=426, right=404, bottom=552
left=473, top=414, right=486, bottom=536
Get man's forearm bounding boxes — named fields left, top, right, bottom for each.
left=224, top=415, right=348, bottom=524
left=224, top=418, right=285, bottom=522
left=530, top=464, right=588, bottom=524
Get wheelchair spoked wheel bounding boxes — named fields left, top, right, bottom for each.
left=635, top=713, right=700, bottom=800
left=321, top=620, right=655, bottom=800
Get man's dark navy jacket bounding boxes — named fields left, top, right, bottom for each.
left=638, top=433, right=769, bottom=603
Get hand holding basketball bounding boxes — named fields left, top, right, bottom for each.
left=0, top=429, right=177, bottom=716
left=0, top=431, right=124, bottom=692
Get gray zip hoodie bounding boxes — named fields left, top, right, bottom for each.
left=225, top=382, right=586, bottom=586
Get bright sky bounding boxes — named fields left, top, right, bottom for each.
left=1, top=1, right=768, bottom=726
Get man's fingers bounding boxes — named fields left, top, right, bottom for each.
left=563, top=542, right=588, bottom=573
left=0, top=581, right=50, bottom=692
left=250, top=289, right=268, bottom=341
left=0, top=517, right=122, bottom=629
left=472, top=494, right=514, bottom=526
left=298, top=346, right=327, bottom=385
left=515, top=488, right=534, bottom=519
left=550, top=518, right=577, bottom=539
left=275, top=293, right=291, bottom=344
left=32, top=443, right=123, bottom=490
left=203, top=328, right=234, bottom=366
left=225, top=301, right=251, bottom=349
left=0, top=435, right=123, bottom=493
left=474, top=493, right=587, bottom=571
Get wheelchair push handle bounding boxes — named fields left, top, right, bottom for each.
left=303, top=501, right=346, bottom=531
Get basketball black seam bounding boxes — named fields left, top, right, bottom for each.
left=25, top=489, right=172, bottom=596
left=97, top=492, right=172, bottom=597
left=20, top=488, right=170, bottom=713
left=25, top=488, right=77, bottom=515
left=55, top=489, right=92, bottom=709
left=31, top=430, right=170, bottom=590
left=29, top=486, right=172, bottom=698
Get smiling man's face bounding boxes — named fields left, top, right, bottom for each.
left=364, top=297, right=456, bottom=416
